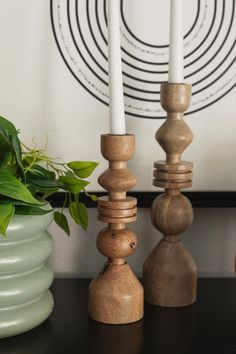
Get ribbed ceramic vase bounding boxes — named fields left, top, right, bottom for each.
left=0, top=207, right=54, bottom=339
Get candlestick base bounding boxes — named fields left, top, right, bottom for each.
left=88, top=134, right=144, bottom=324
left=89, top=262, right=143, bottom=324
left=143, top=239, right=197, bottom=307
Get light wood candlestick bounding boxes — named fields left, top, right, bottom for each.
left=88, top=134, right=144, bottom=324
left=143, top=83, right=197, bottom=307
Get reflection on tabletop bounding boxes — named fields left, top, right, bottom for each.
left=144, top=303, right=197, bottom=354
left=89, top=303, right=196, bottom=354
left=0, top=301, right=197, bottom=354
left=88, top=318, right=143, bottom=354
left=0, top=320, right=53, bottom=354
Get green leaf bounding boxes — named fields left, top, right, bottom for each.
left=0, top=170, right=43, bottom=205
left=64, top=170, right=76, bottom=177
left=0, top=116, right=18, bottom=136
left=11, top=134, right=25, bottom=180
left=59, top=176, right=89, bottom=195
left=15, top=205, right=53, bottom=215
left=0, top=197, right=47, bottom=207
left=69, top=201, right=80, bottom=225
left=27, top=164, right=56, bottom=180
left=29, top=177, right=60, bottom=189
left=41, top=188, right=59, bottom=199
left=89, top=194, right=98, bottom=201
left=0, top=135, right=11, bottom=166
left=23, top=155, right=43, bottom=166
left=67, top=161, right=98, bottom=178
left=27, top=165, right=57, bottom=193
left=0, top=204, right=15, bottom=236
left=69, top=201, right=88, bottom=230
left=1, top=164, right=17, bottom=175
left=54, top=211, right=70, bottom=236
left=0, top=129, right=12, bottom=167
left=84, top=190, right=98, bottom=202
left=0, top=117, right=25, bottom=180
left=77, top=202, right=88, bottom=230
left=27, top=177, right=59, bottom=199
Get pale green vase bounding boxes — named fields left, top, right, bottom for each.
left=0, top=207, right=54, bottom=339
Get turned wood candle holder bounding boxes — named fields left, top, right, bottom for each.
left=143, top=83, right=197, bottom=307
left=88, top=134, right=144, bottom=324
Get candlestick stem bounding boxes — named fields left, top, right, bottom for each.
left=143, top=83, right=197, bottom=307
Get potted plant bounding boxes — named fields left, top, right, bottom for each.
left=0, top=116, right=98, bottom=338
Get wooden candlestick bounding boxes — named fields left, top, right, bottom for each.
left=143, top=83, right=197, bottom=307
left=88, top=134, right=144, bottom=324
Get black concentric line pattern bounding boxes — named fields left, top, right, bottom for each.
left=50, top=0, right=236, bottom=118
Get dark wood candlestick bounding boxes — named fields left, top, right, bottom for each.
left=88, top=134, right=144, bottom=324
left=143, top=83, right=197, bottom=307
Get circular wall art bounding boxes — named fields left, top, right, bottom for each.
left=50, top=0, right=236, bottom=119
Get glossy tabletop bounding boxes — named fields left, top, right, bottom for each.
left=1, top=279, right=236, bottom=354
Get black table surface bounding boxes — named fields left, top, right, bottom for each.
left=1, top=278, right=236, bottom=354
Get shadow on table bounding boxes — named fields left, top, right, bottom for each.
left=0, top=320, right=53, bottom=354
left=144, top=302, right=197, bottom=354
left=88, top=318, right=143, bottom=354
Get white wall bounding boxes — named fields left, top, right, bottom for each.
left=49, top=207, right=236, bottom=278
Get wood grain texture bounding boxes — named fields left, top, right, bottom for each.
left=150, top=193, right=193, bottom=235
left=143, top=241, right=197, bottom=307
left=97, top=227, right=137, bottom=259
left=143, top=83, right=197, bottom=307
left=89, top=263, right=143, bottom=325
left=88, top=134, right=144, bottom=324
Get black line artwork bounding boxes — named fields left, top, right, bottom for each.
left=50, top=0, right=236, bottom=119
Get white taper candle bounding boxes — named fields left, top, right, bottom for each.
left=168, top=0, right=184, bottom=83
left=108, top=0, right=126, bottom=135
